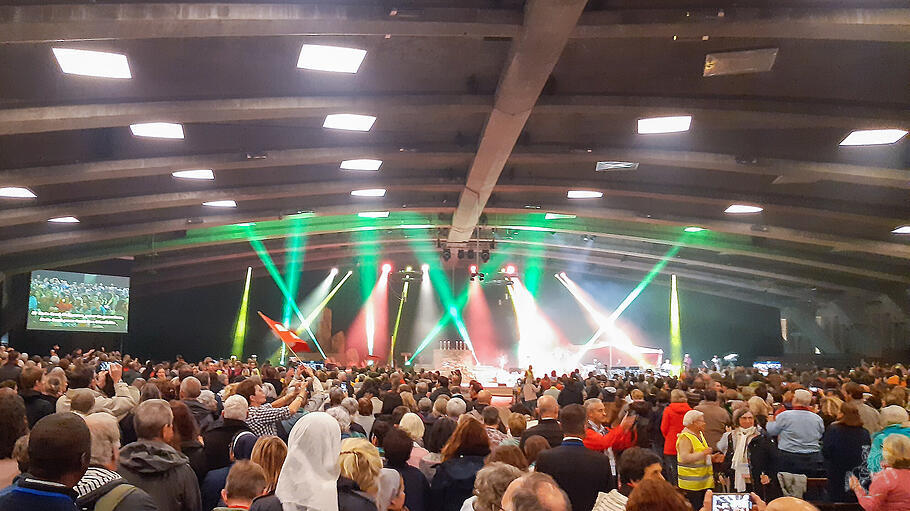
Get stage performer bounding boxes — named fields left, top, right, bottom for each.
left=583, top=398, right=636, bottom=453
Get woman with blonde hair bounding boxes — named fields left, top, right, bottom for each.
left=339, top=437, right=383, bottom=511
left=851, top=434, right=910, bottom=510
left=249, top=435, right=288, bottom=511
left=399, top=412, right=430, bottom=468
left=401, top=392, right=419, bottom=413
left=819, top=395, right=844, bottom=427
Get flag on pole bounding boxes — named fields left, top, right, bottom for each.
left=258, top=311, right=311, bottom=353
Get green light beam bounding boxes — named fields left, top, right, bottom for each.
left=389, top=280, right=409, bottom=367
left=282, top=220, right=305, bottom=326
left=295, top=270, right=353, bottom=335
left=670, top=274, right=682, bottom=368
left=231, top=267, right=252, bottom=357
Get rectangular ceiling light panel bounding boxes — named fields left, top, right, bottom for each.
left=48, top=216, right=80, bottom=223
left=840, top=129, right=907, bottom=146
left=52, top=48, right=131, bottom=79
left=725, top=204, right=763, bottom=214
left=595, top=161, right=639, bottom=172
left=130, top=122, right=185, bottom=139
left=203, top=200, right=237, bottom=208
left=892, top=225, right=910, bottom=234
left=0, top=187, right=36, bottom=198
left=704, top=48, right=778, bottom=77
left=351, top=188, right=386, bottom=197
left=358, top=211, right=389, bottom=218
left=341, top=159, right=383, bottom=171
left=297, top=44, right=367, bottom=73
left=323, top=114, right=376, bottom=132
left=545, top=213, right=577, bottom=220
left=172, top=169, right=214, bottom=180
left=638, top=116, right=692, bottom=134
left=567, top=190, right=603, bottom=199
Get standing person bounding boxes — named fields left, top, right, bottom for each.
left=383, top=428, right=430, bottom=511
left=0, top=391, right=28, bottom=488
left=274, top=412, right=341, bottom=511
left=583, top=398, right=635, bottom=453
left=625, top=478, right=692, bottom=511
left=850, top=434, right=910, bottom=511
left=57, top=364, right=139, bottom=420
left=822, top=401, right=870, bottom=502
left=432, top=418, right=491, bottom=511
left=214, top=461, right=267, bottom=511
left=180, top=377, right=215, bottom=433
left=169, top=400, right=207, bottom=483
left=235, top=378, right=305, bottom=437
left=717, top=409, right=779, bottom=502
left=19, top=367, right=53, bottom=427
left=867, top=405, right=910, bottom=475
left=0, top=352, right=21, bottom=385
left=249, top=436, right=287, bottom=511
left=461, top=462, right=523, bottom=511
left=76, top=413, right=158, bottom=511
left=203, top=394, right=251, bottom=472
left=676, top=410, right=724, bottom=511
left=338, top=438, right=383, bottom=511
left=521, top=378, right=539, bottom=415
left=399, top=412, right=430, bottom=468
left=844, top=382, right=882, bottom=437
left=519, top=395, right=563, bottom=450
left=694, top=389, right=732, bottom=450
left=536, top=404, right=614, bottom=511
left=0, top=413, right=90, bottom=511
left=117, top=399, right=202, bottom=511
left=765, top=389, right=824, bottom=476
left=660, top=389, right=692, bottom=484
left=595, top=447, right=665, bottom=511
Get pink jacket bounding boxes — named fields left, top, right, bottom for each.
left=855, top=468, right=910, bottom=511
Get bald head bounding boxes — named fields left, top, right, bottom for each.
left=502, top=473, right=569, bottom=511
left=180, top=376, right=201, bottom=399
left=476, top=390, right=492, bottom=405
left=537, top=395, right=558, bottom=419
left=767, top=497, right=819, bottom=511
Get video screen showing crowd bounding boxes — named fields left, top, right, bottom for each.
left=27, top=270, right=130, bottom=333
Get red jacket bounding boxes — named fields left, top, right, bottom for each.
left=660, top=402, right=692, bottom=455
left=584, top=424, right=634, bottom=452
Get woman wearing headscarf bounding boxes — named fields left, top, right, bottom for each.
left=275, top=412, right=342, bottom=511
left=376, top=468, right=407, bottom=511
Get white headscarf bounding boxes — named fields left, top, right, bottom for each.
left=276, top=412, right=342, bottom=511
left=375, top=468, right=402, bottom=511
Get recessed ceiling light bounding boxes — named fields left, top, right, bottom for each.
left=684, top=226, right=707, bottom=232
left=48, top=216, right=79, bottom=223
left=839, top=129, right=908, bottom=146
left=595, top=161, right=640, bottom=171
left=340, top=159, right=383, bottom=171
left=892, top=225, right=910, bottom=234
left=351, top=188, right=386, bottom=197
left=130, top=122, right=185, bottom=139
left=545, top=213, right=577, bottom=220
left=52, top=48, right=131, bottom=79
left=358, top=211, right=389, bottom=218
left=323, top=114, right=376, bottom=132
left=297, top=44, right=367, bottom=73
left=725, top=204, right=763, bottom=214
left=567, top=190, right=603, bottom=199
left=172, top=169, right=214, bottom=180
left=0, top=187, right=36, bottom=198
left=637, top=115, right=692, bottom=134
left=203, top=200, right=237, bottom=208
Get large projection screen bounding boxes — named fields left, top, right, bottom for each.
left=27, top=270, right=130, bottom=333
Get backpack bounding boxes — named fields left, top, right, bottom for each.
left=92, top=483, right=137, bottom=511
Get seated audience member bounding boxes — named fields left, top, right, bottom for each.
left=19, top=366, right=53, bottom=427
left=626, top=477, right=691, bottom=511
left=596, top=447, right=664, bottom=510
left=432, top=417, right=492, bottom=511
left=501, top=413, right=526, bottom=447
left=201, top=431, right=257, bottom=510
left=867, top=405, right=910, bottom=474
left=462, top=462, right=522, bottom=511
left=214, top=460, right=266, bottom=511
left=519, top=395, right=563, bottom=450
left=500, top=472, right=570, bottom=511
left=384, top=428, right=430, bottom=511
left=536, top=404, right=614, bottom=511
left=117, top=399, right=202, bottom=511
left=851, top=434, right=910, bottom=511
left=522, top=436, right=550, bottom=471
left=765, top=389, right=824, bottom=476
left=485, top=445, right=529, bottom=471
left=203, top=395, right=251, bottom=472
left=481, top=406, right=509, bottom=445
left=0, top=390, right=28, bottom=488
left=376, top=468, right=407, bottom=511
left=57, top=364, right=139, bottom=420
left=274, top=412, right=341, bottom=511
left=338, top=438, right=383, bottom=511
left=76, top=413, right=157, bottom=511
left=354, top=397, right=376, bottom=437
left=248, top=435, right=287, bottom=511
left=399, top=412, right=430, bottom=468
left=0, top=413, right=90, bottom=511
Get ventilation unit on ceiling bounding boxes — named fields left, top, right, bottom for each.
left=704, top=48, right=778, bottom=77
left=595, top=161, right=639, bottom=172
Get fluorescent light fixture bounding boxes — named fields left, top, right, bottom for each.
left=358, top=211, right=389, bottom=218
left=839, top=129, right=907, bottom=146
left=48, top=216, right=79, bottom=223
left=595, top=161, right=639, bottom=171
left=52, top=48, right=131, bottom=79
left=637, top=115, right=692, bottom=134
left=203, top=200, right=237, bottom=208
left=130, top=122, right=184, bottom=139
left=724, top=204, right=763, bottom=214
left=0, top=187, right=36, bottom=198
left=323, top=114, right=376, bottom=132
left=399, top=224, right=433, bottom=229
left=350, top=188, right=386, bottom=197
left=545, top=213, right=577, bottom=220
left=684, top=226, right=707, bottom=233
left=234, top=222, right=255, bottom=227
left=340, top=159, right=383, bottom=171
left=567, top=190, right=603, bottom=199
left=297, top=44, right=367, bottom=73
left=172, top=169, right=214, bottom=180
left=891, top=225, right=910, bottom=234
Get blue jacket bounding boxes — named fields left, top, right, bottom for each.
left=0, top=475, right=80, bottom=511
left=867, top=424, right=910, bottom=474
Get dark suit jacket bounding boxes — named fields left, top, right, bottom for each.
left=535, top=439, right=614, bottom=511
left=519, top=418, right=563, bottom=451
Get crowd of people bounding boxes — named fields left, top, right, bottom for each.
left=0, top=344, right=908, bottom=511
left=28, top=274, right=130, bottom=317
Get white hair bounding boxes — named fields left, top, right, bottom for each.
left=223, top=394, right=249, bottom=420
left=327, top=406, right=352, bottom=432
left=881, top=405, right=909, bottom=426
left=446, top=397, right=467, bottom=418
left=341, top=397, right=359, bottom=416
left=197, top=390, right=217, bottom=411
left=683, top=410, right=705, bottom=427
left=793, top=389, right=812, bottom=406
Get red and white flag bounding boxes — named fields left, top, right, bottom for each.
left=258, top=311, right=311, bottom=353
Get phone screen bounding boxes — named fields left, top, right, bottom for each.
left=712, top=493, right=752, bottom=511
left=98, top=361, right=110, bottom=372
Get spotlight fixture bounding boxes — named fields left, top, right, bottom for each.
left=382, top=263, right=393, bottom=273
left=330, top=267, right=339, bottom=275
left=421, top=263, right=430, bottom=272
left=457, top=249, right=465, bottom=259
left=505, top=265, right=516, bottom=275
left=442, top=249, right=451, bottom=261
left=357, top=211, right=389, bottom=218
left=470, top=265, right=478, bottom=274
left=684, top=226, right=707, bottom=233
left=203, top=200, right=237, bottom=208
left=466, top=249, right=475, bottom=260
left=48, top=216, right=80, bottom=223
left=172, top=169, right=214, bottom=180
left=480, top=250, right=490, bottom=262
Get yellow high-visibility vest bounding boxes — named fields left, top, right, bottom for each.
left=676, top=430, right=714, bottom=491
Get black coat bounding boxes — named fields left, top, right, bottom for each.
left=822, top=423, right=870, bottom=502
left=557, top=382, right=584, bottom=407
left=20, top=390, right=54, bottom=428
left=182, top=399, right=215, bottom=433
left=535, top=440, right=614, bottom=511
left=719, top=429, right=782, bottom=503
left=202, top=418, right=250, bottom=472
left=250, top=493, right=281, bottom=511
left=338, top=477, right=377, bottom=511
left=519, top=418, right=564, bottom=450
left=430, top=455, right=485, bottom=511
left=391, top=462, right=430, bottom=511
